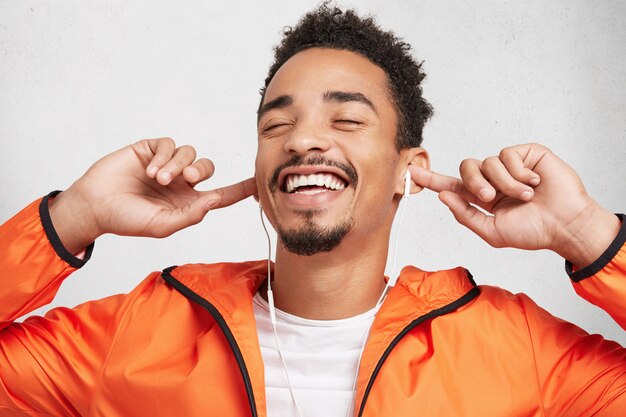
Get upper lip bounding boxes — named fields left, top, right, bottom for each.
left=277, top=165, right=351, bottom=192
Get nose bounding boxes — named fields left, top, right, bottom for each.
left=283, top=122, right=332, bottom=156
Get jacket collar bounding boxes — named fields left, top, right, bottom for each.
left=164, top=261, right=477, bottom=417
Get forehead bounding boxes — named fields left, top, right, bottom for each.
left=262, top=47, right=392, bottom=107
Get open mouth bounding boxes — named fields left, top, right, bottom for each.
left=283, top=172, right=348, bottom=194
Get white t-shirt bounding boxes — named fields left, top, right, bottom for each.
left=253, top=292, right=381, bottom=417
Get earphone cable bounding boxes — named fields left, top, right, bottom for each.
left=344, top=192, right=409, bottom=416
left=258, top=187, right=410, bottom=417
left=259, top=206, right=305, bottom=417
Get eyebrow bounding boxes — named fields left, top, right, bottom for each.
left=257, top=90, right=378, bottom=122
left=257, top=95, right=293, bottom=121
left=322, top=90, right=378, bottom=115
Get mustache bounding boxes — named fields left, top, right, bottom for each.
left=268, top=154, right=358, bottom=193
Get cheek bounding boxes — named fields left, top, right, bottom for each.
left=352, top=148, right=401, bottom=218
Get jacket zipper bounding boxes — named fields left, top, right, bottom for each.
left=356, top=286, right=480, bottom=417
left=161, top=267, right=259, bottom=417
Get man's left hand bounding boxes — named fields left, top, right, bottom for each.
left=410, top=143, right=621, bottom=267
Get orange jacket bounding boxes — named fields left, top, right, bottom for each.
left=1, top=192, right=625, bottom=417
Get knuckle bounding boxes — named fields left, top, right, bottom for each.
left=528, top=142, right=551, bottom=154
left=459, top=158, right=478, bottom=174
left=483, top=156, right=499, bottom=167
left=468, top=177, right=485, bottom=191
left=158, top=137, right=176, bottom=150
left=459, top=158, right=477, bottom=169
left=178, top=145, right=197, bottom=159
left=503, top=181, right=519, bottom=195
left=499, top=147, right=513, bottom=161
left=451, top=180, right=464, bottom=194
left=198, top=158, right=214, bottom=174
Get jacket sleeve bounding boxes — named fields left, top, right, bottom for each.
left=516, top=216, right=626, bottom=416
left=519, top=293, right=626, bottom=416
left=566, top=213, right=626, bottom=329
left=0, top=192, right=129, bottom=416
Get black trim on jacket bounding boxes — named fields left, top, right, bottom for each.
left=566, top=213, right=625, bottom=282
left=39, top=190, right=95, bottom=268
left=357, top=284, right=481, bottom=417
left=161, top=266, right=259, bottom=417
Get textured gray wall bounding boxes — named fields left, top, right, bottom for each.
left=1, top=0, right=625, bottom=345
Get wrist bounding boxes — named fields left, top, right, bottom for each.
left=48, top=188, right=101, bottom=255
left=555, top=203, right=622, bottom=267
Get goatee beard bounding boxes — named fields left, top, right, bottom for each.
left=278, top=211, right=353, bottom=256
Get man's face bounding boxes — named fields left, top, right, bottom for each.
left=255, top=47, right=406, bottom=255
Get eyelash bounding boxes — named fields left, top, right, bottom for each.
left=262, top=124, right=287, bottom=133
left=335, top=119, right=362, bottom=125
left=262, top=120, right=362, bottom=133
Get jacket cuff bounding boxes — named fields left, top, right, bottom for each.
left=39, top=190, right=95, bottom=268
left=565, top=213, right=625, bottom=282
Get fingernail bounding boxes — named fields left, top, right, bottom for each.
left=147, top=166, right=158, bottom=177
left=160, top=171, right=171, bottom=183
left=479, top=188, right=493, bottom=201
left=521, top=190, right=533, bottom=200
left=530, top=176, right=540, bottom=186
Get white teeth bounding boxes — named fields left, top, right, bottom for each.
left=284, top=172, right=347, bottom=193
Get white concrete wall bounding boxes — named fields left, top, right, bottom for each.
left=1, top=0, right=624, bottom=345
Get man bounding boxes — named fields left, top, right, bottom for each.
left=1, top=4, right=624, bottom=417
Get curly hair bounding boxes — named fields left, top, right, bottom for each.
left=259, top=2, right=433, bottom=149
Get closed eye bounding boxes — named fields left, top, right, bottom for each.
left=334, top=120, right=362, bottom=125
left=262, top=123, right=289, bottom=133
left=333, top=119, right=365, bottom=131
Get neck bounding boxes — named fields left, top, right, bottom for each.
left=262, top=225, right=393, bottom=320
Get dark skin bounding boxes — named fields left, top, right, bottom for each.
left=50, top=47, right=621, bottom=320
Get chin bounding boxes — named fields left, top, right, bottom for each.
left=277, top=216, right=353, bottom=256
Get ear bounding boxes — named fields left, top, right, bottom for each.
left=395, top=147, right=430, bottom=196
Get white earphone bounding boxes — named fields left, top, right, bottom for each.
left=404, top=170, right=411, bottom=198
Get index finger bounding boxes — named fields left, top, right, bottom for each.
left=409, top=165, right=465, bottom=194
left=204, top=177, right=258, bottom=209
left=409, top=165, right=483, bottom=206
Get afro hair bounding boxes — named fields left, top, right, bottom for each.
left=259, top=2, right=433, bottom=149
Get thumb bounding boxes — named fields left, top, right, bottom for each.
left=154, top=193, right=222, bottom=237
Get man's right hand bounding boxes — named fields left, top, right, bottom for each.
left=48, top=137, right=257, bottom=254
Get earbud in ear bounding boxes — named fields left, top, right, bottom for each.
left=403, top=170, right=411, bottom=198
